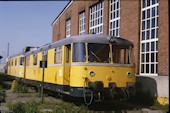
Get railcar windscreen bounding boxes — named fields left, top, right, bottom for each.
left=112, top=45, right=131, bottom=64
left=88, top=44, right=110, bottom=63
left=73, top=43, right=86, bottom=62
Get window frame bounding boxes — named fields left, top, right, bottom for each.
left=109, top=0, right=120, bottom=37
left=54, top=47, right=62, bottom=64
left=79, top=10, right=86, bottom=35
left=140, top=0, right=159, bottom=76
left=66, top=18, right=71, bottom=38
left=89, top=2, right=104, bottom=34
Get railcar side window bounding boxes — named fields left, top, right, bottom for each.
left=33, top=54, right=37, bottom=65
left=15, top=58, right=17, bottom=66
left=112, top=45, right=130, bottom=64
left=73, top=43, right=86, bottom=62
left=42, top=51, right=48, bottom=61
left=20, top=57, right=24, bottom=65
left=88, top=44, right=110, bottom=63
left=54, top=47, right=62, bottom=63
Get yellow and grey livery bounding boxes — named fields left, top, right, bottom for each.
left=7, top=34, right=136, bottom=105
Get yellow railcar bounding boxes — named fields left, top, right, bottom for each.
left=7, top=34, right=136, bottom=105
left=7, top=54, right=25, bottom=78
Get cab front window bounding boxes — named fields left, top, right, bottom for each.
left=112, top=45, right=131, bottom=64
left=73, top=43, right=86, bottom=62
left=88, top=44, right=110, bottom=63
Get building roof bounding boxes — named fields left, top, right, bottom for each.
left=51, top=0, right=73, bottom=26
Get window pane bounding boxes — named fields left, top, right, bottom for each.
left=146, top=30, right=150, bottom=39
left=146, top=64, right=149, bottom=73
left=112, top=45, right=131, bottom=64
left=151, top=29, right=155, bottom=39
left=151, top=53, right=155, bottom=62
left=141, top=54, right=145, bottom=62
left=73, top=43, right=86, bottom=62
left=142, top=43, right=145, bottom=52
left=141, top=64, right=145, bottom=73
left=88, top=44, right=110, bottom=63
left=151, top=42, right=155, bottom=51
left=146, top=53, right=149, bottom=62
left=151, top=64, right=154, bottom=73
left=146, top=42, right=150, bottom=52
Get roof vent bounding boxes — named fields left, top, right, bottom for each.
left=107, top=36, right=115, bottom=43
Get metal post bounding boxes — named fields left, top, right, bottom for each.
left=7, top=43, right=9, bottom=57
left=41, top=66, right=45, bottom=104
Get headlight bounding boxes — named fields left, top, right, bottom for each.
left=127, top=72, right=132, bottom=77
left=89, top=71, right=95, bottom=77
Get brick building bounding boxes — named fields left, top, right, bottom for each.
left=51, top=0, right=169, bottom=77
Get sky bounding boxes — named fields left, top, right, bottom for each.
left=0, top=1, right=69, bottom=63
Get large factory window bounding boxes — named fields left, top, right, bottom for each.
left=109, top=0, right=120, bottom=37
left=79, top=11, right=86, bottom=35
left=54, top=47, right=62, bottom=64
left=140, top=0, right=159, bottom=75
left=66, top=18, right=71, bottom=38
left=89, top=2, right=103, bottom=34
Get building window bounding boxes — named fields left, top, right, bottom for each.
left=109, top=0, right=120, bottom=37
left=66, top=19, right=71, bottom=38
left=140, top=0, right=159, bottom=75
left=79, top=11, right=86, bottom=35
left=54, top=47, right=62, bottom=64
left=89, top=2, right=103, bottom=34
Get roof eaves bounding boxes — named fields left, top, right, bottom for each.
left=51, top=0, right=73, bottom=26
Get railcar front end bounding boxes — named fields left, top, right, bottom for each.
left=69, top=40, right=135, bottom=105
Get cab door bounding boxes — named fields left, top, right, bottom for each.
left=63, top=44, right=71, bottom=85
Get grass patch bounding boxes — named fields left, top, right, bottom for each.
left=11, top=80, right=28, bottom=93
left=7, top=100, right=90, bottom=113
left=0, top=86, right=6, bottom=102
left=149, top=100, right=169, bottom=113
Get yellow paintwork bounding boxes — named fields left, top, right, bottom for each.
left=157, top=97, right=169, bottom=105
left=70, top=65, right=135, bottom=87
left=7, top=43, right=135, bottom=91
left=7, top=55, right=25, bottom=78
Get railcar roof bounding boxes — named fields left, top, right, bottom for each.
left=10, top=34, right=133, bottom=57
left=8, top=52, right=25, bottom=59
left=25, top=34, right=133, bottom=56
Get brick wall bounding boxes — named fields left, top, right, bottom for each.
left=51, top=0, right=169, bottom=76
left=158, top=0, right=169, bottom=76
left=120, top=0, right=140, bottom=74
